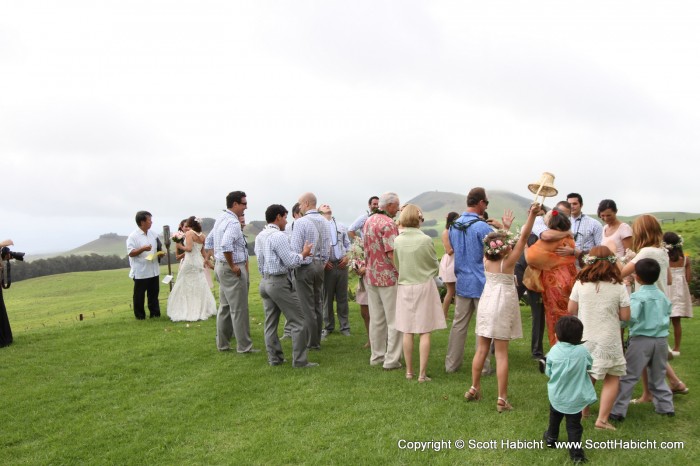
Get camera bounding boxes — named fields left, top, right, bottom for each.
left=1, top=247, right=25, bottom=261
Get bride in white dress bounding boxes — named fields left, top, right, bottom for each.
left=167, top=216, right=217, bottom=322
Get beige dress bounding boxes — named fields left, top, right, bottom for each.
left=475, top=260, right=522, bottom=340
left=668, top=257, right=693, bottom=318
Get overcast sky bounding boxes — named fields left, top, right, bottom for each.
left=2, top=1, right=699, bottom=253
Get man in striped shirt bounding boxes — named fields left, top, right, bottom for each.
left=205, top=191, right=258, bottom=353
left=291, top=192, right=332, bottom=350
left=255, top=204, right=316, bottom=368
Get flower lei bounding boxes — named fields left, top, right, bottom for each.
left=369, top=209, right=388, bottom=217
left=483, top=229, right=519, bottom=256
left=582, top=254, right=617, bottom=266
left=662, top=235, right=683, bottom=251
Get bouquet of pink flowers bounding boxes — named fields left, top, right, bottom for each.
left=171, top=231, right=185, bottom=244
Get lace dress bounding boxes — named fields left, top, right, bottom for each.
left=167, top=240, right=217, bottom=322
left=570, top=281, right=630, bottom=379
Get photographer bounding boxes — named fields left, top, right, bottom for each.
left=1, top=238, right=14, bottom=347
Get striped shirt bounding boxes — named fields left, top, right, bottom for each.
left=255, top=224, right=305, bottom=275
left=204, top=209, right=248, bottom=263
left=291, top=210, right=332, bottom=264
left=571, top=214, right=603, bottom=252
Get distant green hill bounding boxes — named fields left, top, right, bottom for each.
left=409, top=190, right=700, bottom=239
left=408, top=190, right=539, bottom=237
left=69, top=233, right=128, bottom=257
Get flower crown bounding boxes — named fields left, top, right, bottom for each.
left=662, top=235, right=683, bottom=251
left=483, top=229, right=519, bottom=257
left=582, top=254, right=617, bottom=266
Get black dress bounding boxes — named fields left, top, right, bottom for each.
left=0, top=287, right=13, bottom=347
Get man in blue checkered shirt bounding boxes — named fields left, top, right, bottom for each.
left=205, top=191, right=258, bottom=353
left=255, top=204, right=317, bottom=368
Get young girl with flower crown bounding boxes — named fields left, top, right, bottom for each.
left=465, top=203, right=540, bottom=412
left=568, top=245, right=631, bottom=431
left=663, top=232, right=693, bottom=355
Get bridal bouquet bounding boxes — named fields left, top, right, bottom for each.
left=171, top=231, right=185, bottom=244
left=346, top=237, right=365, bottom=275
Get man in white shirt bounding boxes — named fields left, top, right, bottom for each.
left=126, top=211, right=161, bottom=320
left=348, top=196, right=379, bottom=240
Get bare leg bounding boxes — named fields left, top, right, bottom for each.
left=596, top=374, right=620, bottom=427
left=442, top=283, right=455, bottom=320
left=638, top=369, right=653, bottom=402
left=494, top=339, right=510, bottom=400
left=360, top=304, right=370, bottom=348
left=419, top=333, right=431, bottom=380
left=470, top=336, right=492, bottom=392
left=403, top=333, right=414, bottom=378
left=671, top=317, right=682, bottom=352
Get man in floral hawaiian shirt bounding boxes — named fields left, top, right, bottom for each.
left=362, top=192, right=402, bottom=370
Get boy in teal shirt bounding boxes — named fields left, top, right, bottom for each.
left=610, top=258, right=674, bottom=421
left=544, top=315, right=597, bottom=464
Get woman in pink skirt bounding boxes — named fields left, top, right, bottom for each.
left=393, top=204, right=447, bottom=382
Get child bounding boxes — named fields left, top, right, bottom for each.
left=465, top=203, right=540, bottom=412
left=544, top=315, right=596, bottom=464
left=568, top=245, right=630, bottom=431
left=609, top=258, right=674, bottom=421
left=663, top=232, right=693, bottom=356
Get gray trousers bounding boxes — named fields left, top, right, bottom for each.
left=612, top=336, right=674, bottom=417
left=323, top=262, right=349, bottom=333
left=260, top=275, right=309, bottom=367
left=215, top=262, right=252, bottom=352
left=445, top=296, right=479, bottom=373
left=295, top=261, right=325, bottom=348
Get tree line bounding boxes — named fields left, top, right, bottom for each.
left=9, top=254, right=133, bottom=282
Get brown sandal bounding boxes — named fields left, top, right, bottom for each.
left=595, top=420, right=616, bottom=431
left=497, top=397, right=513, bottom=412
left=464, top=386, right=481, bottom=401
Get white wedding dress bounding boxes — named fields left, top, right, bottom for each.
left=167, top=240, right=217, bottom=322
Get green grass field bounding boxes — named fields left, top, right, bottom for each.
left=1, top=262, right=698, bottom=465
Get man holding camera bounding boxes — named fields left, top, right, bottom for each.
left=126, top=211, right=161, bottom=320
left=0, top=238, right=14, bottom=347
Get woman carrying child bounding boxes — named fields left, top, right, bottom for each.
left=663, top=232, right=693, bottom=356
left=568, top=245, right=630, bottom=431
left=465, top=203, right=540, bottom=412
left=526, top=208, right=577, bottom=347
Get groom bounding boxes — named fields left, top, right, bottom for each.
left=205, top=191, right=258, bottom=353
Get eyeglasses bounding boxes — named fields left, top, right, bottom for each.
left=483, top=200, right=489, bottom=206
left=238, top=201, right=247, bottom=206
